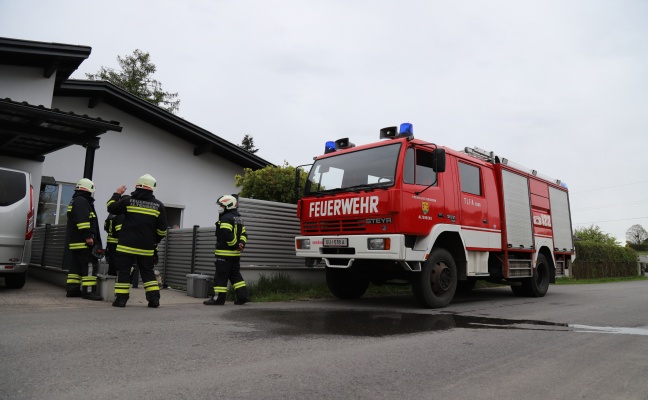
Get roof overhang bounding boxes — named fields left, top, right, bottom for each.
left=0, top=97, right=122, bottom=161
left=55, top=80, right=273, bottom=170
left=0, top=37, right=92, bottom=87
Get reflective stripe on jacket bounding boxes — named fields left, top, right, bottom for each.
left=214, top=209, right=247, bottom=257
left=107, top=189, right=167, bottom=256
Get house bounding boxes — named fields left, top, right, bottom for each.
left=0, top=36, right=273, bottom=241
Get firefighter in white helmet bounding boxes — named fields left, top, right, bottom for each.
left=204, top=194, right=250, bottom=305
left=107, top=174, right=167, bottom=308
left=65, top=178, right=103, bottom=300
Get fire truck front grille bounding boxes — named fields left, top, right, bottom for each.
left=302, top=219, right=366, bottom=235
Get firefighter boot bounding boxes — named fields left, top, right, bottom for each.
left=82, top=285, right=102, bottom=301
left=146, top=291, right=160, bottom=308
left=203, top=292, right=226, bottom=306
left=112, top=295, right=128, bottom=308
left=65, top=286, right=82, bottom=298
left=65, top=278, right=82, bottom=297
left=234, top=286, right=250, bottom=305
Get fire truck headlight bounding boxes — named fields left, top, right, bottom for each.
left=368, top=238, right=390, bottom=250
left=296, top=239, right=311, bottom=250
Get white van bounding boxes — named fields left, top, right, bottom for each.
left=0, top=167, right=34, bottom=289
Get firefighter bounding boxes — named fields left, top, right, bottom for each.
left=204, top=194, right=250, bottom=306
left=107, top=174, right=167, bottom=308
left=65, top=178, right=103, bottom=300
left=104, top=213, right=124, bottom=276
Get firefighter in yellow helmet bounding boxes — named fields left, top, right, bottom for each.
left=204, top=194, right=250, bottom=305
left=65, top=178, right=103, bottom=300
left=107, top=174, right=167, bottom=308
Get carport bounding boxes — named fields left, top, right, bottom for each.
left=0, top=97, right=122, bottom=178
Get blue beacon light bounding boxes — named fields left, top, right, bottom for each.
left=399, top=123, right=413, bottom=136
left=324, top=141, right=336, bottom=154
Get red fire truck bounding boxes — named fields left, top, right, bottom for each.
left=295, top=123, right=574, bottom=308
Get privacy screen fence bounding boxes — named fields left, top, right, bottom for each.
left=31, top=197, right=306, bottom=287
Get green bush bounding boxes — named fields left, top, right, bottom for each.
left=627, top=243, right=648, bottom=252
left=572, top=241, right=638, bottom=279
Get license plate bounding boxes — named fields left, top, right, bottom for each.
left=323, top=238, right=348, bottom=247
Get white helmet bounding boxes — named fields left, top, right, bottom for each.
left=75, top=178, right=96, bottom=193
left=216, top=195, right=237, bottom=210
left=136, top=174, right=157, bottom=191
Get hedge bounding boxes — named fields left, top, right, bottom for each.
left=571, top=241, right=638, bottom=279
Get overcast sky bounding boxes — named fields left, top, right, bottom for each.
left=1, top=0, right=647, bottom=244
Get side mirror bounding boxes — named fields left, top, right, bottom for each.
left=433, top=149, right=446, bottom=172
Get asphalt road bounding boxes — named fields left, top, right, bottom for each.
left=1, top=276, right=648, bottom=400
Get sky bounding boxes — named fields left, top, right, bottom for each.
left=1, top=0, right=647, bottom=245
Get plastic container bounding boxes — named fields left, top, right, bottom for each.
left=193, top=275, right=213, bottom=298
left=185, top=274, right=200, bottom=297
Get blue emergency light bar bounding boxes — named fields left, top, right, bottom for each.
left=325, top=123, right=414, bottom=154
left=400, top=123, right=413, bottom=135
left=380, top=122, right=414, bottom=140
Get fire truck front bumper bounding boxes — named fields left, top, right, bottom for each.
left=295, top=234, right=428, bottom=269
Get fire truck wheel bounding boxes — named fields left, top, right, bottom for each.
left=511, top=254, right=550, bottom=297
left=412, top=248, right=457, bottom=308
left=326, top=266, right=370, bottom=300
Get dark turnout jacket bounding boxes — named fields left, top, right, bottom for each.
left=67, top=191, right=101, bottom=250
left=215, top=209, right=247, bottom=257
left=107, top=189, right=167, bottom=256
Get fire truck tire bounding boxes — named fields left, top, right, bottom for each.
left=511, top=254, right=550, bottom=297
left=326, top=266, right=370, bottom=299
left=412, top=248, right=457, bottom=308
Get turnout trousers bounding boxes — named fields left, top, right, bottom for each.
left=106, top=243, right=118, bottom=276
left=65, top=248, right=99, bottom=295
left=113, top=252, right=160, bottom=303
left=212, top=256, right=249, bottom=302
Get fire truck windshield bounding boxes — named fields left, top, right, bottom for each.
left=305, top=143, right=401, bottom=195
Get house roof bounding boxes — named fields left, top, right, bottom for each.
left=55, top=80, right=273, bottom=169
left=0, top=97, right=122, bottom=161
left=0, top=37, right=91, bottom=87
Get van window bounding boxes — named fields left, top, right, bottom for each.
left=0, top=170, right=27, bottom=206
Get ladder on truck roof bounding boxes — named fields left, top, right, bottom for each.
left=464, top=146, right=564, bottom=187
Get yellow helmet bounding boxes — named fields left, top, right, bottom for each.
left=75, top=178, right=95, bottom=193
left=136, top=174, right=157, bottom=191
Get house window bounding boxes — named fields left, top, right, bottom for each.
left=37, top=182, right=75, bottom=226
left=458, top=162, right=482, bottom=196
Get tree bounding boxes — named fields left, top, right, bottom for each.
left=239, top=134, right=259, bottom=154
left=86, top=49, right=180, bottom=114
left=235, top=161, right=308, bottom=204
left=573, top=225, right=619, bottom=246
left=626, top=224, right=648, bottom=245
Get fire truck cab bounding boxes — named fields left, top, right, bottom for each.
left=295, top=123, right=574, bottom=308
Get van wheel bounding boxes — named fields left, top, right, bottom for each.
left=326, top=266, right=370, bottom=299
left=4, top=272, right=26, bottom=289
left=510, top=254, right=550, bottom=297
left=412, top=249, right=457, bottom=308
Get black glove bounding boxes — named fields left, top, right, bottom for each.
left=153, top=247, right=159, bottom=265
left=91, top=244, right=104, bottom=260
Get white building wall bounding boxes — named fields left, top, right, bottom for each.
left=0, top=65, right=55, bottom=107
left=46, top=96, right=245, bottom=241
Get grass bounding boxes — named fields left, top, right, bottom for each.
left=234, top=272, right=648, bottom=303
left=554, top=275, right=648, bottom=285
